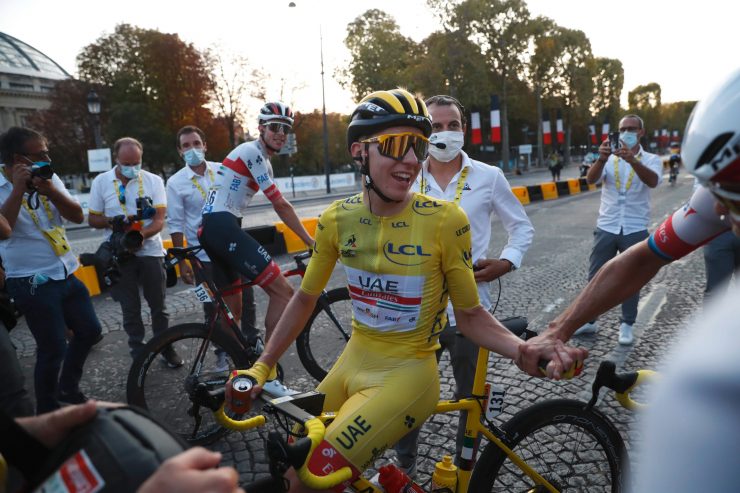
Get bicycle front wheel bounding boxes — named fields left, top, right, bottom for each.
left=295, top=287, right=352, bottom=382
left=469, top=399, right=628, bottom=492
left=126, top=323, right=251, bottom=445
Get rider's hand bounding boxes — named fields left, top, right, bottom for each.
left=180, top=262, right=195, bottom=285
left=516, top=332, right=589, bottom=380
left=137, top=448, right=245, bottom=493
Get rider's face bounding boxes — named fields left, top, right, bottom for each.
left=259, top=121, right=290, bottom=151
left=712, top=181, right=740, bottom=236
left=352, top=126, right=424, bottom=202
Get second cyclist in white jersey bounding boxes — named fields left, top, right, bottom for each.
left=199, top=102, right=314, bottom=396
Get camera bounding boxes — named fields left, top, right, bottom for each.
left=608, top=132, right=621, bottom=153
left=98, top=196, right=155, bottom=287
left=30, top=162, right=54, bottom=180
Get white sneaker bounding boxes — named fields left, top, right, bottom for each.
left=618, top=323, right=634, bottom=345
left=262, top=378, right=300, bottom=397
left=574, top=321, right=598, bottom=335
left=214, top=351, right=229, bottom=372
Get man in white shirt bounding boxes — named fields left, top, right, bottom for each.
left=0, top=127, right=102, bottom=413
left=395, top=95, right=534, bottom=474
left=166, top=126, right=258, bottom=347
left=88, top=137, right=181, bottom=366
left=575, top=114, right=662, bottom=344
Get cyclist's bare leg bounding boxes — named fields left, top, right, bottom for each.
left=261, top=274, right=294, bottom=341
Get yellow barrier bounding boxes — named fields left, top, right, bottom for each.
left=540, top=182, right=558, bottom=200
left=588, top=183, right=597, bottom=191
left=74, top=265, right=101, bottom=296
left=275, top=217, right=318, bottom=253
left=567, top=178, right=581, bottom=195
left=510, top=186, right=530, bottom=205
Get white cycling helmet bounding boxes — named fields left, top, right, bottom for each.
left=683, top=68, right=740, bottom=199
left=258, top=102, right=294, bottom=125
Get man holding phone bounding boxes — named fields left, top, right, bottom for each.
left=575, top=114, right=662, bottom=345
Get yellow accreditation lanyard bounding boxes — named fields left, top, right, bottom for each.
left=190, top=167, right=215, bottom=200
left=421, top=166, right=470, bottom=205
left=21, top=195, right=72, bottom=256
left=114, top=177, right=145, bottom=227
left=613, top=154, right=641, bottom=199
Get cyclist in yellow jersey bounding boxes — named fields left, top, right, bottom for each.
left=232, top=88, right=588, bottom=492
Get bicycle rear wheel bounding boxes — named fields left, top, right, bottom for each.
left=295, top=287, right=352, bottom=382
left=126, top=323, right=251, bottom=445
left=469, top=399, right=628, bottom=492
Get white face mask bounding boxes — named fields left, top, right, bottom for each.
left=119, top=163, right=141, bottom=179
left=619, top=131, right=639, bottom=149
left=183, top=148, right=205, bottom=167
left=428, top=131, right=465, bottom=162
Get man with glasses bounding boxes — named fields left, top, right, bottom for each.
left=0, top=127, right=102, bottom=412
left=198, top=101, right=314, bottom=396
left=88, top=137, right=181, bottom=367
left=228, top=89, right=586, bottom=491
left=518, top=70, right=739, bottom=379
left=572, top=114, right=663, bottom=345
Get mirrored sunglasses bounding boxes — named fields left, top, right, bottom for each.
left=361, top=132, right=429, bottom=161
left=266, top=122, right=291, bottom=134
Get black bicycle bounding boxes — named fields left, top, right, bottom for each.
left=126, top=246, right=352, bottom=444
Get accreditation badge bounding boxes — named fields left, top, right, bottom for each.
left=42, top=225, right=72, bottom=256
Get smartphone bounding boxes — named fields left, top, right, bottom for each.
left=608, top=131, right=620, bottom=153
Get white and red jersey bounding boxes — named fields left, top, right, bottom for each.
left=201, top=139, right=282, bottom=217
left=648, top=187, right=731, bottom=261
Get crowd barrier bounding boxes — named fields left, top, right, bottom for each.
left=74, top=179, right=597, bottom=296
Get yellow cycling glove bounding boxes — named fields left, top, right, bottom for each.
left=233, top=361, right=272, bottom=387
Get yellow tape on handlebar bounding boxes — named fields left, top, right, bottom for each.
left=296, top=418, right=354, bottom=489
left=615, top=370, right=658, bottom=411
left=213, top=403, right=266, bottom=430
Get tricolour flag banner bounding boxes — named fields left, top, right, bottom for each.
left=661, top=128, right=670, bottom=147
left=601, top=121, right=610, bottom=142
left=671, top=130, right=680, bottom=142
left=490, top=95, right=501, bottom=144
left=471, top=112, right=482, bottom=145
left=542, top=113, right=552, bottom=145
left=556, top=110, right=564, bottom=144
left=589, top=122, right=597, bottom=145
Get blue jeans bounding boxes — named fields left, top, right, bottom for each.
left=6, top=275, right=102, bottom=413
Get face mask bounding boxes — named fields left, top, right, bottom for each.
left=183, top=148, right=205, bottom=167
left=428, top=131, right=465, bottom=162
left=619, top=131, right=639, bottom=149
left=119, top=163, right=141, bottom=179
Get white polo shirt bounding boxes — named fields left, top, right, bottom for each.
left=413, top=151, right=534, bottom=319
left=0, top=173, right=79, bottom=279
left=595, top=147, right=663, bottom=235
left=88, top=167, right=166, bottom=258
left=166, top=161, right=219, bottom=262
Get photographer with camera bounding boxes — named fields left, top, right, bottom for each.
left=0, top=127, right=102, bottom=413
left=88, top=137, right=181, bottom=366
left=574, top=114, right=662, bottom=345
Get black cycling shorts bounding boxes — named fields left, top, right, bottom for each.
left=198, top=211, right=281, bottom=288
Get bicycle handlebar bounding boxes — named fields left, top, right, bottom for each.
left=589, top=360, right=657, bottom=411
left=295, top=418, right=353, bottom=489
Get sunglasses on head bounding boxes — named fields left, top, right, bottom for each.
left=265, top=122, right=291, bottom=134
left=360, top=132, right=429, bottom=162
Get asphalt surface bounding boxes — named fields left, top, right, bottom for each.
left=10, top=164, right=709, bottom=490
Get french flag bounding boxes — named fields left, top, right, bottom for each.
left=589, top=121, right=597, bottom=145
left=661, top=128, right=670, bottom=147
left=601, top=120, right=610, bottom=143
left=471, top=112, right=482, bottom=145
left=671, top=130, right=680, bottom=142
left=490, top=95, right=501, bottom=144
left=556, top=110, right=564, bottom=144
left=542, top=113, right=552, bottom=145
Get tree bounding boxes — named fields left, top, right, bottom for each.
left=206, top=46, right=266, bottom=148
left=76, top=24, right=215, bottom=174
left=591, top=57, right=624, bottom=121
left=290, top=111, right=348, bottom=176
left=339, top=9, right=421, bottom=99
left=454, top=0, right=532, bottom=169
left=628, top=82, right=662, bottom=134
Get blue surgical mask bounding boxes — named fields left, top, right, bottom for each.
left=119, top=163, right=141, bottom=179
left=183, top=148, right=205, bottom=167
left=619, top=131, right=639, bottom=149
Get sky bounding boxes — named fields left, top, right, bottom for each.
left=2, top=0, right=738, bottom=132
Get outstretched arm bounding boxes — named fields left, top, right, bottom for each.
left=518, top=240, right=668, bottom=377
left=272, top=195, right=314, bottom=247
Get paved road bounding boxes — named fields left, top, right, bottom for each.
left=11, top=170, right=702, bottom=489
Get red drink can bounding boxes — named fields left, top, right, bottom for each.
left=225, top=375, right=253, bottom=414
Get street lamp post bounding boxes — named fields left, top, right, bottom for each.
left=289, top=2, right=331, bottom=194
left=87, top=90, right=102, bottom=149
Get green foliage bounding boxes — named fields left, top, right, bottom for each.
left=591, top=57, right=624, bottom=120
left=290, top=111, right=349, bottom=175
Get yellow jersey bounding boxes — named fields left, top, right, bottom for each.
left=301, top=192, right=480, bottom=355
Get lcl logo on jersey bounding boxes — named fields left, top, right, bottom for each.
left=341, top=195, right=362, bottom=211
left=412, top=199, right=443, bottom=216
left=462, top=248, right=474, bottom=269
left=383, top=241, right=431, bottom=266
